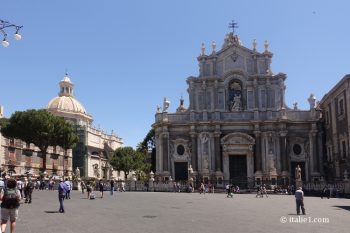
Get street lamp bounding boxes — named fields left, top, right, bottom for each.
left=0, top=20, right=23, bottom=48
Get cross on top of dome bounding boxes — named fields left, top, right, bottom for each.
left=62, top=73, right=72, bottom=83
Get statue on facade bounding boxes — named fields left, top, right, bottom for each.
left=75, top=167, right=80, bottom=178
left=295, top=165, right=302, bottom=181
left=203, top=156, right=209, bottom=171
left=156, top=105, right=161, bottom=113
left=230, top=95, right=242, bottom=111
left=163, top=97, right=170, bottom=112
left=308, top=94, right=317, bottom=109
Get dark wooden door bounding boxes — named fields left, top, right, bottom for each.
left=175, top=162, right=188, bottom=181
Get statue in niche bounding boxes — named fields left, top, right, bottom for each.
left=295, top=165, right=302, bottom=181
left=228, top=81, right=242, bottom=111
left=201, top=133, right=209, bottom=155
left=203, top=156, right=209, bottom=171
left=201, top=133, right=209, bottom=144
left=268, top=150, right=276, bottom=172
left=230, top=94, right=242, bottom=111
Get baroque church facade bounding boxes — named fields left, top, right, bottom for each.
left=0, top=74, right=124, bottom=180
left=153, top=31, right=323, bottom=186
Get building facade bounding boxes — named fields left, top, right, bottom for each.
left=319, top=75, right=350, bottom=181
left=0, top=74, right=124, bottom=179
left=0, top=106, right=74, bottom=178
left=153, top=32, right=323, bottom=186
left=47, top=74, right=124, bottom=179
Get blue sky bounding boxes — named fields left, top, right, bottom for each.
left=1, top=1, right=350, bottom=148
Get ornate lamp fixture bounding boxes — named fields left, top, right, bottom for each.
left=0, top=19, right=23, bottom=47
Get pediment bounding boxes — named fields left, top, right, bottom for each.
left=221, top=132, right=255, bottom=145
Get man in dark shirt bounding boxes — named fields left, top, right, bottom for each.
left=110, top=179, right=114, bottom=196
left=99, top=180, right=105, bottom=198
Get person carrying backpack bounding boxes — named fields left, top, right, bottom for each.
left=0, top=178, right=21, bottom=233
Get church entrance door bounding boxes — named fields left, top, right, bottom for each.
left=229, top=155, right=247, bottom=187
left=174, top=162, right=188, bottom=181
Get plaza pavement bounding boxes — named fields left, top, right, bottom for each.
left=11, top=190, right=350, bottom=233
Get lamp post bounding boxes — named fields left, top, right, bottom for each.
left=0, top=20, right=23, bottom=47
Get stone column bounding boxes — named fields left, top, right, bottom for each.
left=214, top=80, right=218, bottom=111
left=162, top=132, right=169, bottom=172
left=190, top=132, right=198, bottom=171
left=157, top=134, right=163, bottom=173
left=318, top=131, right=324, bottom=175
left=214, top=132, right=221, bottom=172
left=253, top=77, right=259, bottom=108
left=279, top=131, right=288, bottom=176
left=254, top=131, right=262, bottom=172
left=310, top=126, right=319, bottom=176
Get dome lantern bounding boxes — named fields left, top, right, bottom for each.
left=59, top=73, right=74, bottom=97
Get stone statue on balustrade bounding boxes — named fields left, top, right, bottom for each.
left=75, top=167, right=80, bottom=179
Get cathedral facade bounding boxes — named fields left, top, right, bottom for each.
left=153, top=32, right=323, bottom=186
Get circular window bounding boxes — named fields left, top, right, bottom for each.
left=293, top=144, right=302, bottom=155
left=177, top=145, right=185, bottom=155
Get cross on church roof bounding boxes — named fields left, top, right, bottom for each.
left=229, top=20, right=238, bottom=34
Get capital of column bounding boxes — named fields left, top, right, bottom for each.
left=279, top=131, right=287, bottom=137
left=253, top=131, right=261, bottom=136
left=309, top=130, right=317, bottom=137
left=190, top=132, right=197, bottom=138
left=214, top=131, right=221, bottom=138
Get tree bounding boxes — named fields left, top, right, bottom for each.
left=110, top=146, right=151, bottom=180
left=0, top=109, right=78, bottom=172
left=136, top=128, right=155, bottom=154
left=137, top=128, right=156, bottom=172
left=110, top=147, right=136, bottom=180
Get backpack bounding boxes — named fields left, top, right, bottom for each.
left=1, top=188, right=20, bottom=209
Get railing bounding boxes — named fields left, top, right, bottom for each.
left=155, top=109, right=317, bottom=124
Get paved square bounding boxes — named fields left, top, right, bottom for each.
left=11, top=190, right=350, bottom=233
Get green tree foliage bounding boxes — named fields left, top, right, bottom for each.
left=136, top=128, right=155, bottom=153
left=110, top=146, right=151, bottom=180
left=110, top=147, right=135, bottom=179
left=0, top=118, right=9, bottom=128
left=0, top=109, right=78, bottom=171
left=136, top=128, right=156, bottom=172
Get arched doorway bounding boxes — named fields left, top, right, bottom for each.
left=221, top=133, right=255, bottom=186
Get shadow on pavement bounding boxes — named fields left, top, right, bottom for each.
left=333, top=206, right=350, bottom=211
left=44, top=211, right=60, bottom=214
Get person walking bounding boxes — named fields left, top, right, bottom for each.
left=99, top=180, right=105, bottom=198
left=0, top=178, right=4, bottom=194
left=86, top=182, right=92, bottom=199
left=295, top=187, right=306, bottom=215
left=0, top=178, right=21, bottom=233
left=81, top=180, right=86, bottom=194
left=261, top=185, right=269, bottom=198
left=58, top=178, right=68, bottom=213
left=24, top=178, right=34, bottom=204
left=110, top=179, right=115, bottom=196
left=64, top=178, right=71, bottom=199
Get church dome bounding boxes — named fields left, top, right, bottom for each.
left=47, top=73, right=92, bottom=124
left=47, top=96, right=87, bottom=113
